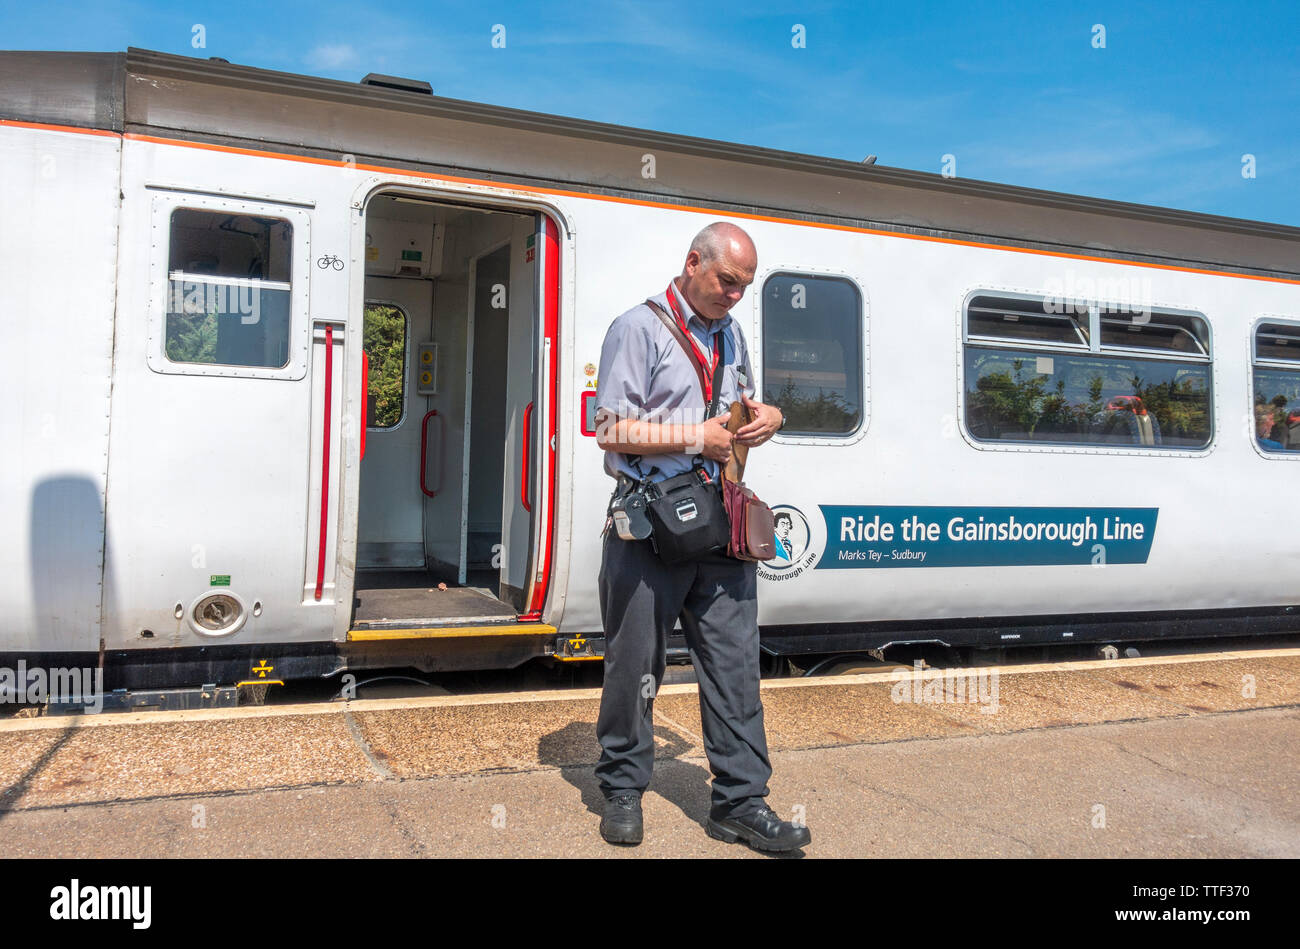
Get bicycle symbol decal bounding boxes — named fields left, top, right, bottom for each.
left=317, top=254, right=345, bottom=271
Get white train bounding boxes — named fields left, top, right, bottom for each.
left=3, top=48, right=1299, bottom=694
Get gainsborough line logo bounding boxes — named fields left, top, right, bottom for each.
left=757, top=505, right=820, bottom=582
left=50, top=880, right=151, bottom=929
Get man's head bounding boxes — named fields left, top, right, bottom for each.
left=775, top=512, right=793, bottom=535
left=676, top=222, right=757, bottom=321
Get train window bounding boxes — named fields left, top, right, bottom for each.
left=363, top=303, right=408, bottom=428
left=967, top=296, right=1088, bottom=347
left=964, top=293, right=1212, bottom=450
left=1256, top=322, right=1300, bottom=363
left=1098, top=313, right=1208, bottom=356
left=164, top=208, right=294, bottom=369
left=1252, top=322, right=1300, bottom=453
left=761, top=273, right=863, bottom=435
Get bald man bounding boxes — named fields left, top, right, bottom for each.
left=592, top=222, right=811, bottom=853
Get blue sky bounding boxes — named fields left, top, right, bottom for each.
left=6, top=1, right=1300, bottom=225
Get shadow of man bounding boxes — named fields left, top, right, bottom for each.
left=537, top=719, right=714, bottom=826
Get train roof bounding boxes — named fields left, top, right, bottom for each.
left=3, top=47, right=1299, bottom=279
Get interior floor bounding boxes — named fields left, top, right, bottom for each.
left=352, top=567, right=515, bottom=629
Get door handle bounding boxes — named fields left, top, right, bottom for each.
left=361, top=350, right=369, bottom=461
left=521, top=402, right=534, bottom=512
left=420, top=409, right=443, bottom=497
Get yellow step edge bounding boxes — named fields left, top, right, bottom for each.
left=347, top=623, right=558, bottom=642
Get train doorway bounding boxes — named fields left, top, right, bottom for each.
left=351, top=193, right=556, bottom=633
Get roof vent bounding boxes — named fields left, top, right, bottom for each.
left=361, top=73, right=433, bottom=95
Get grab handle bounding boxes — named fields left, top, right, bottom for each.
left=360, top=350, right=369, bottom=461
left=420, top=410, right=443, bottom=497
left=520, top=402, right=534, bottom=512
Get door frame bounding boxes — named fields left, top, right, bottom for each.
left=343, top=183, right=565, bottom=633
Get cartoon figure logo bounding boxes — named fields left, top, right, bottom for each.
left=756, top=505, right=822, bottom=584
left=769, top=506, right=809, bottom=567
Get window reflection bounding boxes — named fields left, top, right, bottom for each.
left=1253, top=369, right=1300, bottom=452
left=965, top=348, right=1211, bottom=448
left=761, top=273, right=862, bottom=435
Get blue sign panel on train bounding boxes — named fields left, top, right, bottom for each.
left=817, top=506, right=1158, bottom=568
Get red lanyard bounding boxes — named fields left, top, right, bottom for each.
left=665, top=283, right=722, bottom=405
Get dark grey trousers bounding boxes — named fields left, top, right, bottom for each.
left=595, top=531, right=772, bottom=818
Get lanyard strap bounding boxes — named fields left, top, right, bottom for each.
left=665, top=283, right=722, bottom=405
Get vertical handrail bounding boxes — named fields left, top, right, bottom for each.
left=360, top=349, right=369, bottom=461
left=520, top=402, right=534, bottom=512
left=314, top=324, right=334, bottom=601
left=420, top=409, right=442, bottom=497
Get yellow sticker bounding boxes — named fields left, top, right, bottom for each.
left=366, top=246, right=379, bottom=262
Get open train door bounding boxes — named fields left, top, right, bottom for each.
left=498, top=214, right=559, bottom=615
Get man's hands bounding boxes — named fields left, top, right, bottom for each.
left=734, top=393, right=783, bottom=447
left=699, top=412, right=734, bottom=464
left=595, top=395, right=783, bottom=462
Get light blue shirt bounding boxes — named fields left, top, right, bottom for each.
left=596, top=281, right=755, bottom=482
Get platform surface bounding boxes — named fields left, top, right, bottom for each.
left=1, top=649, right=1297, bottom=858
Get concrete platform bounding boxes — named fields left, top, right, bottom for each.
left=1, top=649, right=1298, bottom=857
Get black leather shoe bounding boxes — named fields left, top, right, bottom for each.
left=600, top=791, right=643, bottom=845
left=707, top=805, right=810, bottom=852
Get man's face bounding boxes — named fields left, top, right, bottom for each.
left=683, top=244, right=757, bottom=321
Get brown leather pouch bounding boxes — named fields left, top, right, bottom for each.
left=721, top=476, right=776, bottom=561
left=720, top=402, right=777, bottom=561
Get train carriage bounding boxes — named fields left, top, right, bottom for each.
left=3, top=47, right=1299, bottom=696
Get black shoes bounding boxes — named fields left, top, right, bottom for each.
left=707, top=804, right=811, bottom=853
left=600, top=794, right=810, bottom=852
left=600, top=791, right=644, bottom=845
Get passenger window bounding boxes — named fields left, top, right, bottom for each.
left=761, top=273, right=863, bottom=435
left=165, top=208, right=294, bottom=368
left=363, top=303, right=408, bottom=428
left=967, top=296, right=1088, bottom=346
left=963, top=293, right=1212, bottom=449
left=1252, top=321, right=1300, bottom=453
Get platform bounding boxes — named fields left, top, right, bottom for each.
left=1, top=649, right=1297, bottom=858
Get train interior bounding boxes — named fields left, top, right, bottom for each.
left=352, top=194, right=540, bottom=631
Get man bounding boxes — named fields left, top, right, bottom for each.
left=592, top=221, right=811, bottom=853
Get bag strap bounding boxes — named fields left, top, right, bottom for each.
left=646, top=298, right=725, bottom=417
left=625, top=297, right=727, bottom=476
